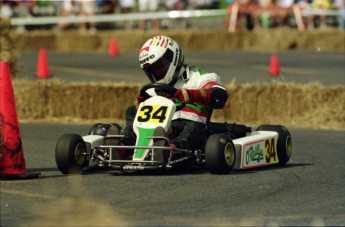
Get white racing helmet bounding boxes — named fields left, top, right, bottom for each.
left=139, top=36, right=184, bottom=85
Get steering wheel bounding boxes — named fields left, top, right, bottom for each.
left=139, top=83, right=177, bottom=99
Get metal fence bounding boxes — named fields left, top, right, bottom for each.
left=9, top=8, right=343, bottom=30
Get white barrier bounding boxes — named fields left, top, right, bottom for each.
left=10, top=9, right=227, bottom=26
left=301, top=9, right=342, bottom=17
left=9, top=8, right=341, bottom=28
left=227, top=5, right=342, bottom=32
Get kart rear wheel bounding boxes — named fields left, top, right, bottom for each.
left=205, top=133, right=236, bottom=174
left=256, top=125, right=292, bottom=166
left=55, top=134, right=89, bottom=174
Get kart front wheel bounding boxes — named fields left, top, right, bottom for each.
left=88, top=123, right=121, bottom=136
left=55, top=134, right=89, bottom=174
left=256, top=125, right=292, bottom=166
left=205, top=133, right=236, bottom=174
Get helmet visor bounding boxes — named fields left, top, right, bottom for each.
left=143, top=49, right=174, bottom=82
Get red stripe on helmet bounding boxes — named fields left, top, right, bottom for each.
left=160, top=37, right=166, bottom=47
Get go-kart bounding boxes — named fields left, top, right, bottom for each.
left=55, top=83, right=292, bottom=174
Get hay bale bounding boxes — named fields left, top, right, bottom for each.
left=56, top=32, right=100, bottom=52
left=13, top=30, right=56, bottom=50
left=12, top=80, right=345, bottom=129
left=13, top=79, right=51, bottom=119
left=47, top=81, right=140, bottom=119
left=297, top=29, right=345, bottom=51
left=9, top=28, right=345, bottom=52
left=0, top=18, right=17, bottom=78
left=214, top=82, right=345, bottom=129
left=0, top=18, right=11, bottom=35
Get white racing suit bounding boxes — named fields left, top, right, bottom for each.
left=122, top=65, right=229, bottom=150
left=169, top=65, right=227, bottom=149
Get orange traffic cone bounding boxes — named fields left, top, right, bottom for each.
left=269, top=54, right=280, bottom=77
left=0, top=62, right=40, bottom=180
left=108, top=38, right=119, bottom=57
left=36, top=48, right=50, bottom=78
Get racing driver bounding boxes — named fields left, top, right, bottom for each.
left=120, top=35, right=246, bottom=159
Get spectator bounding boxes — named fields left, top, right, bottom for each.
left=334, top=0, right=345, bottom=30
left=0, top=1, right=13, bottom=19
left=79, top=0, right=97, bottom=33
left=138, top=0, right=160, bottom=30
left=119, top=0, right=135, bottom=13
left=12, top=0, right=36, bottom=32
left=310, top=0, right=332, bottom=29
left=13, top=0, right=35, bottom=18
left=210, top=0, right=221, bottom=9
left=161, top=0, right=190, bottom=29
left=119, top=0, right=135, bottom=29
left=256, top=0, right=273, bottom=28
left=96, top=0, right=116, bottom=14
left=31, top=0, right=57, bottom=30
left=298, top=0, right=313, bottom=29
left=227, top=0, right=255, bottom=30
left=95, top=0, right=117, bottom=30
left=254, top=0, right=292, bottom=28
left=190, top=0, right=211, bottom=9
left=275, top=0, right=294, bottom=27
left=58, top=0, right=97, bottom=33
left=165, top=0, right=188, bottom=10
left=58, top=0, right=79, bottom=30
left=31, top=0, right=56, bottom=17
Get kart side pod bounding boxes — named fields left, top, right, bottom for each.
left=233, top=125, right=292, bottom=170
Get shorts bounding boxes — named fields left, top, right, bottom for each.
left=119, top=0, right=135, bottom=8
left=138, top=0, right=160, bottom=12
left=312, top=0, right=330, bottom=9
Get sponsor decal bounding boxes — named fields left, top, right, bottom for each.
left=123, top=165, right=145, bottom=170
left=170, top=156, right=188, bottom=165
left=241, top=137, right=279, bottom=168
left=264, top=138, right=279, bottom=164
left=136, top=105, right=169, bottom=124
left=140, top=54, right=155, bottom=65
left=242, top=140, right=265, bottom=168
left=245, top=144, right=264, bottom=165
left=173, top=48, right=178, bottom=66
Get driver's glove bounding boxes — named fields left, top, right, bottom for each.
left=125, top=105, right=137, bottom=122
left=173, top=88, right=211, bottom=106
left=136, top=94, right=147, bottom=104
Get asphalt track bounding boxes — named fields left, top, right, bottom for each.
left=1, top=125, right=345, bottom=226
left=16, top=50, right=345, bottom=85
left=1, top=51, right=345, bottom=226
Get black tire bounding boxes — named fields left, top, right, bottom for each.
left=104, top=123, right=122, bottom=145
left=88, top=123, right=121, bottom=137
left=205, top=133, right=236, bottom=174
left=88, top=123, right=102, bottom=135
left=256, top=125, right=292, bottom=166
left=55, top=134, right=89, bottom=174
